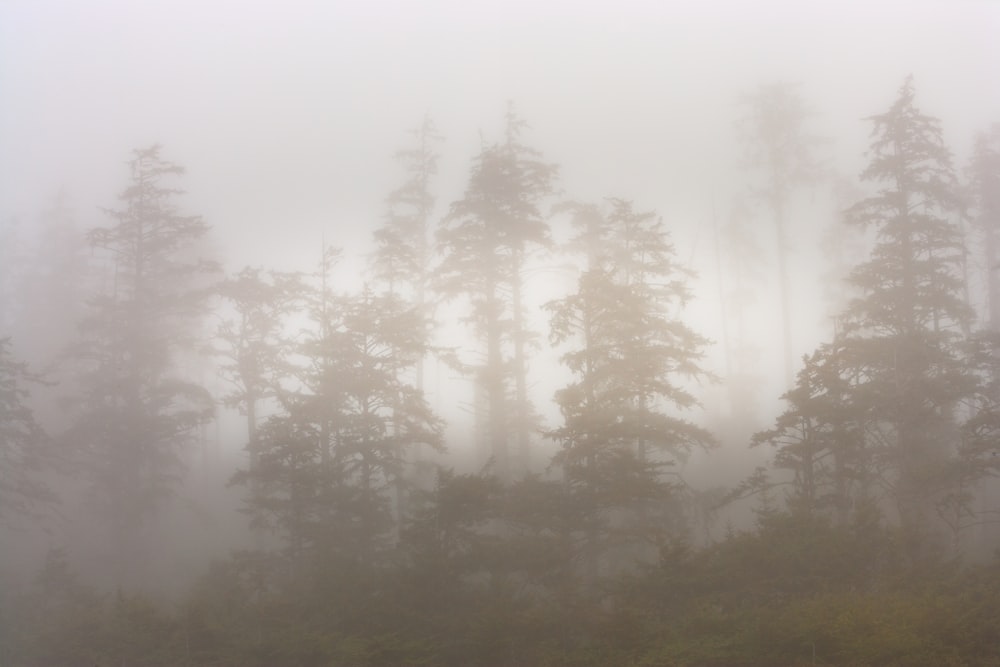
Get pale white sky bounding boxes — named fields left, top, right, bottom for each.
left=2, top=0, right=996, bottom=266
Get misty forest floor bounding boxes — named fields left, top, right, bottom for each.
left=4, top=509, right=1000, bottom=667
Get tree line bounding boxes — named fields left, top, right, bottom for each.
left=1, top=77, right=1000, bottom=666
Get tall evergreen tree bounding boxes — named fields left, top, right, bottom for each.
left=500, top=105, right=558, bottom=474
left=68, top=145, right=218, bottom=585
left=435, top=104, right=556, bottom=478
left=371, top=116, right=443, bottom=478
left=546, top=198, right=714, bottom=572
left=758, top=78, right=986, bottom=547
left=841, top=76, right=974, bottom=535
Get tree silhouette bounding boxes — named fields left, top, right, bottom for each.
left=435, top=104, right=557, bottom=478
left=0, top=338, right=53, bottom=524
left=738, top=82, right=826, bottom=388
left=547, top=198, right=714, bottom=571
left=68, top=145, right=219, bottom=586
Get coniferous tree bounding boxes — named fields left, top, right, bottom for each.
left=371, top=116, right=444, bottom=480
left=13, top=192, right=90, bottom=372
left=8, top=195, right=92, bottom=438
left=215, top=267, right=302, bottom=457
left=967, top=124, right=1000, bottom=332
left=738, top=82, right=826, bottom=388
left=436, top=141, right=515, bottom=476
left=0, top=215, right=25, bottom=336
left=0, top=338, right=53, bottom=524
left=718, top=196, right=766, bottom=424
left=757, top=78, right=987, bottom=547
left=233, top=250, right=442, bottom=577
left=372, top=116, right=442, bottom=321
left=546, top=198, right=714, bottom=573
left=841, top=76, right=975, bottom=537
left=68, top=145, right=219, bottom=585
left=960, top=123, right=1000, bottom=543
left=333, top=286, right=444, bottom=544
left=435, top=104, right=557, bottom=478
left=751, top=341, right=864, bottom=523
left=500, top=105, right=558, bottom=474
left=231, top=248, right=348, bottom=572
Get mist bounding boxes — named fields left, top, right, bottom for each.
left=2, top=1, right=1000, bottom=665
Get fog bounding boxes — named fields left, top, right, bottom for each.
left=5, top=0, right=996, bottom=432
left=5, top=1, right=996, bottom=262
left=2, top=1, right=1000, bottom=665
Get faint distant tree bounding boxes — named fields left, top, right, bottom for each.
left=0, top=338, right=54, bottom=524
left=68, top=145, right=219, bottom=586
left=0, top=215, right=25, bottom=335
left=546, top=198, right=714, bottom=572
left=966, top=123, right=1000, bottom=332
left=435, top=104, right=557, bottom=478
left=737, top=82, right=826, bottom=387
left=371, top=116, right=443, bottom=382
left=371, top=116, right=443, bottom=481
left=13, top=192, right=90, bottom=372
left=958, top=124, right=1000, bottom=545
left=717, top=196, right=766, bottom=423
left=0, top=195, right=90, bottom=440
